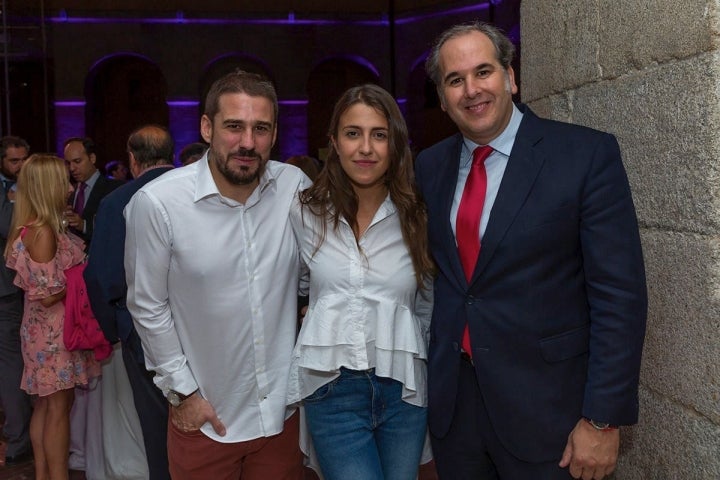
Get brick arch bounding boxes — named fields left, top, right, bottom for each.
left=85, top=54, right=168, bottom=170
left=306, top=56, right=379, bottom=160
left=198, top=54, right=276, bottom=119
left=405, top=52, right=457, bottom=153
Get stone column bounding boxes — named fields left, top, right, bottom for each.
left=521, top=1, right=720, bottom=477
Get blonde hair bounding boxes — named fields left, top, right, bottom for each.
left=4, top=154, right=69, bottom=258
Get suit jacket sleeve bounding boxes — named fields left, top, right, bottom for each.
left=579, top=133, right=647, bottom=425
left=84, top=195, right=123, bottom=343
left=0, top=189, right=13, bottom=239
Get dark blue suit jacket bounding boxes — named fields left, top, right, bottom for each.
left=70, top=174, right=123, bottom=246
left=415, top=105, right=647, bottom=463
left=0, top=182, right=20, bottom=297
left=84, top=166, right=174, bottom=349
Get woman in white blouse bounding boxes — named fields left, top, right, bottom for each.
left=288, top=84, right=434, bottom=479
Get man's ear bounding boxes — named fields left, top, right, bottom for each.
left=128, top=152, right=141, bottom=178
left=200, top=115, right=213, bottom=143
left=438, top=88, right=448, bottom=112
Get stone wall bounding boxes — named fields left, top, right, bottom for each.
left=521, top=1, right=720, bottom=477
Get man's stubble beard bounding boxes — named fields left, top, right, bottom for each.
left=210, top=147, right=266, bottom=186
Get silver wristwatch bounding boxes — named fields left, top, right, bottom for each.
left=167, top=389, right=196, bottom=407
left=585, top=418, right=616, bottom=430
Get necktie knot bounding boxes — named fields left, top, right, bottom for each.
left=472, top=145, right=494, bottom=167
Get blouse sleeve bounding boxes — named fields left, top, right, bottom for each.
left=415, top=277, right=434, bottom=347
left=7, top=239, right=67, bottom=301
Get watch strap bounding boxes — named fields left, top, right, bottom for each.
left=584, top=417, right=618, bottom=431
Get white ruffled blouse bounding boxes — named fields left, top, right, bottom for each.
left=288, top=194, right=432, bottom=407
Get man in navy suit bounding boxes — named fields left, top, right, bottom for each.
left=415, top=22, right=647, bottom=479
left=0, top=136, right=32, bottom=465
left=84, top=125, right=175, bottom=480
left=63, top=137, right=123, bottom=246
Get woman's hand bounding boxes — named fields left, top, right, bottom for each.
left=41, top=289, right=66, bottom=308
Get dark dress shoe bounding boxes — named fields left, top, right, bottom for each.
left=5, top=451, right=32, bottom=465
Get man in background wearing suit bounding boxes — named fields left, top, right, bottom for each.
left=84, top=125, right=175, bottom=480
left=63, top=137, right=123, bottom=245
left=62, top=136, right=122, bottom=475
left=0, top=136, right=32, bottom=466
left=415, top=21, right=647, bottom=480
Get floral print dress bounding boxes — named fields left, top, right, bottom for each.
left=6, top=228, right=100, bottom=396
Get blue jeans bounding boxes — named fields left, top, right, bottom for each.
left=303, top=368, right=427, bottom=480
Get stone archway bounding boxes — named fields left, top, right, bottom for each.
left=405, top=53, right=458, bottom=154
left=198, top=54, right=276, bottom=119
left=85, top=54, right=168, bottom=170
left=306, top=57, right=379, bottom=160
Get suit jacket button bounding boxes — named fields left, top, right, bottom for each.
left=452, top=342, right=459, bottom=351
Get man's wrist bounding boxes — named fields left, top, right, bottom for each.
left=583, top=417, right=618, bottom=431
left=167, top=388, right=198, bottom=407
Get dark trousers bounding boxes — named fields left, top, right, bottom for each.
left=430, top=358, right=573, bottom=480
left=122, top=330, right=171, bottom=480
left=0, top=291, right=31, bottom=457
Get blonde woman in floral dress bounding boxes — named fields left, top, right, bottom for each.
left=4, top=154, right=100, bottom=480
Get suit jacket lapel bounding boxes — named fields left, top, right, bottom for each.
left=471, top=109, right=546, bottom=283
left=435, top=135, right=471, bottom=289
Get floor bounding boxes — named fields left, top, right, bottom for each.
left=0, top=405, right=32, bottom=480
left=0, top=406, right=87, bottom=480
left=0, top=448, right=35, bottom=480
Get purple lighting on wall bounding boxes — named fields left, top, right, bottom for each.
left=50, top=15, right=388, bottom=27
left=49, top=2, right=496, bottom=26
left=167, top=100, right=200, bottom=107
left=54, top=100, right=86, bottom=107
left=395, top=3, right=491, bottom=24
left=49, top=0, right=504, bottom=162
left=279, top=99, right=309, bottom=106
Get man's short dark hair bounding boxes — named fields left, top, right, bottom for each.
left=63, top=136, right=96, bottom=156
left=179, top=142, right=207, bottom=165
left=1, top=136, right=30, bottom=160
left=425, top=21, right=516, bottom=87
left=204, top=70, right=278, bottom=126
left=105, top=160, right=125, bottom=175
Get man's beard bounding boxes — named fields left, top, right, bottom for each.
left=211, top=147, right=265, bottom=186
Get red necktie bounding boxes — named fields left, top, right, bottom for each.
left=456, top=145, right=493, bottom=356
left=74, top=182, right=87, bottom=216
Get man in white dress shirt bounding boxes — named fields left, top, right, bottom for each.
left=124, top=71, right=310, bottom=480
